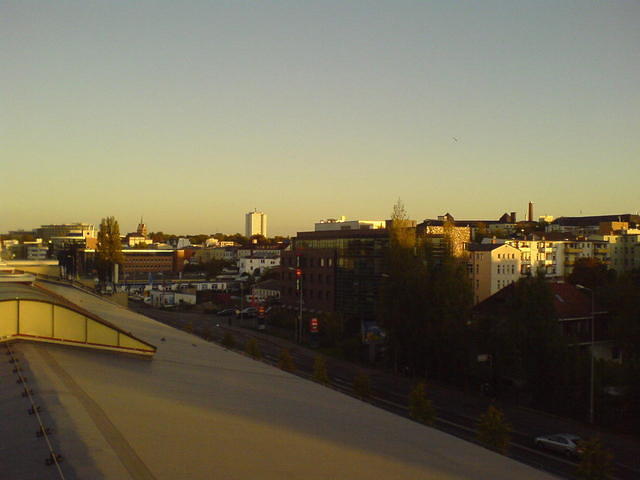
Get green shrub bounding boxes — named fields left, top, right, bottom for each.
left=353, top=371, right=371, bottom=400
left=278, top=349, right=295, bottom=372
left=577, top=437, right=613, bottom=480
left=313, top=355, right=330, bottom=385
left=409, top=382, right=436, bottom=425
left=221, top=331, right=236, bottom=348
left=476, top=404, right=511, bottom=454
left=245, top=338, right=262, bottom=359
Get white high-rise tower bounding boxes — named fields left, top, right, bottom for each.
left=245, top=209, right=267, bottom=238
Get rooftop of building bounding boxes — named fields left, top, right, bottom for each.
left=473, top=280, right=603, bottom=319
left=552, top=214, right=640, bottom=227
left=2, top=282, right=554, bottom=480
left=467, top=243, right=509, bottom=252
left=296, top=228, right=389, bottom=240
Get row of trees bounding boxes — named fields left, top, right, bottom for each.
left=221, top=328, right=613, bottom=480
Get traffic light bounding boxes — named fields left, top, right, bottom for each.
left=295, top=268, right=302, bottom=278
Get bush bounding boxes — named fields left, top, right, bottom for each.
left=221, top=331, right=236, bottom=348
left=200, top=325, right=211, bottom=340
left=278, top=349, right=295, bottom=372
left=313, top=355, right=330, bottom=385
left=409, top=382, right=436, bottom=425
left=353, top=371, right=371, bottom=400
left=245, top=338, right=262, bottom=359
left=476, top=404, right=511, bottom=454
left=577, top=437, right=613, bottom=480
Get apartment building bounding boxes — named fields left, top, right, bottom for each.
left=601, top=232, right=640, bottom=273
left=246, top=210, right=267, bottom=238
left=506, top=237, right=609, bottom=277
left=468, top=243, right=521, bottom=304
left=238, top=256, right=280, bottom=275
left=416, top=218, right=472, bottom=258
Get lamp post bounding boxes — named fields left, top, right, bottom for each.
left=576, top=284, right=595, bottom=424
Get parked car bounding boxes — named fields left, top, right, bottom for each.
left=217, top=308, right=236, bottom=316
left=534, top=433, right=584, bottom=458
left=238, top=307, right=258, bottom=318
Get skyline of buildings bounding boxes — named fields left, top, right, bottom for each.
left=5, top=203, right=640, bottom=239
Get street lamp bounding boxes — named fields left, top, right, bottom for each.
left=576, top=284, right=595, bottom=424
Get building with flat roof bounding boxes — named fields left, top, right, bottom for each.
left=315, top=217, right=386, bottom=231
left=280, top=228, right=389, bottom=329
left=245, top=209, right=267, bottom=238
left=35, top=223, right=96, bottom=241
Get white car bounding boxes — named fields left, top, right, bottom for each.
left=534, top=433, right=584, bottom=458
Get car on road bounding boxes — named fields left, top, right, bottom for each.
left=217, top=309, right=236, bottom=316
left=238, top=307, right=257, bottom=318
left=534, top=433, right=584, bottom=458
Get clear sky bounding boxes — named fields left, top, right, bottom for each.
left=2, top=1, right=639, bottom=235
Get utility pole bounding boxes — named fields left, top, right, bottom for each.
left=296, top=256, right=303, bottom=344
left=577, top=284, right=595, bottom=424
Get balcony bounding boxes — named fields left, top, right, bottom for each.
left=565, top=248, right=582, bottom=254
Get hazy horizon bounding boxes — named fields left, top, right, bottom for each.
left=3, top=1, right=639, bottom=235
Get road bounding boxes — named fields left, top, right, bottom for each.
left=129, top=302, right=640, bottom=480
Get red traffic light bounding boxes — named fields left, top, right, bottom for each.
left=295, top=268, right=302, bottom=277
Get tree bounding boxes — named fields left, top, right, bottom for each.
left=353, top=371, right=371, bottom=400
left=189, top=234, right=209, bottom=245
left=606, top=272, right=640, bottom=433
left=250, top=234, right=267, bottom=245
left=507, top=274, right=567, bottom=410
left=577, top=437, right=613, bottom=480
left=278, top=349, right=295, bottom=372
left=245, top=338, right=262, bottom=359
left=318, top=312, right=344, bottom=348
left=96, top=217, right=123, bottom=284
left=476, top=404, right=511, bottom=454
left=568, top=258, right=615, bottom=290
left=313, top=355, right=329, bottom=385
left=221, top=332, right=236, bottom=348
left=379, top=199, right=473, bottom=381
left=409, top=382, right=436, bottom=425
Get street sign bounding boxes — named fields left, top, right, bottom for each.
left=310, top=317, right=319, bottom=333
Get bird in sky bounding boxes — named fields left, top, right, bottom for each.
left=452, top=137, right=458, bottom=142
